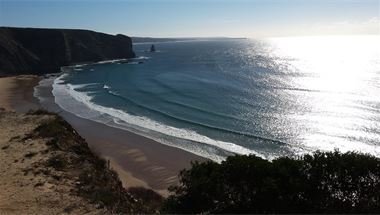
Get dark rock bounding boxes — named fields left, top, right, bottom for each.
left=150, top=44, right=156, bottom=52
left=0, top=27, right=135, bottom=76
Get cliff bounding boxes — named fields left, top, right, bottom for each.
left=0, top=27, right=135, bottom=76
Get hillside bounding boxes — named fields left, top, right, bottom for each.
left=0, top=109, right=162, bottom=214
left=0, top=27, right=135, bottom=76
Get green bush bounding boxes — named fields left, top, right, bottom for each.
left=162, top=151, right=380, bottom=214
left=26, top=109, right=55, bottom=115
left=34, top=117, right=69, bottom=138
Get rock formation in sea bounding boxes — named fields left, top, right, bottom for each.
left=0, top=27, right=135, bottom=76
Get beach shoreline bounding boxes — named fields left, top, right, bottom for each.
left=0, top=75, right=40, bottom=112
left=0, top=75, right=206, bottom=197
left=0, top=77, right=14, bottom=111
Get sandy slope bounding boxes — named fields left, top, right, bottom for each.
left=0, top=109, right=106, bottom=214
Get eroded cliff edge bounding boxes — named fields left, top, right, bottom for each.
left=0, top=27, right=135, bottom=76
left=0, top=109, right=162, bottom=213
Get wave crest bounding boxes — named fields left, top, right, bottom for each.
left=52, top=74, right=267, bottom=162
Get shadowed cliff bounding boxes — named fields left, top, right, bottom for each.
left=0, top=27, right=135, bottom=76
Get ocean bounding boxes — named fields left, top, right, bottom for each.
left=36, top=36, right=380, bottom=162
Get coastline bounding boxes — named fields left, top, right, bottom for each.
left=0, top=75, right=206, bottom=197
left=56, top=110, right=206, bottom=196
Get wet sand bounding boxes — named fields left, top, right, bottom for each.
left=0, top=75, right=40, bottom=112
left=1, top=75, right=206, bottom=197
left=60, top=112, right=206, bottom=196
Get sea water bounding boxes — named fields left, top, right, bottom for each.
left=43, top=36, right=380, bottom=162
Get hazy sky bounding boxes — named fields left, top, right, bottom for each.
left=0, top=0, right=379, bottom=38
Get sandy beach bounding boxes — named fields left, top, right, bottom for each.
left=0, top=75, right=206, bottom=197
left=56, top=110, right=206, bottom=196
left=0, top=77, right=14, bottom=110
left=0, top=75, right=40, bottom=112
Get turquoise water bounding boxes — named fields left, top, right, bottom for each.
left=50, top=36, right=380, bottom=161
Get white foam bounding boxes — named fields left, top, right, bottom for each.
left=33, top=76, right=56, bottom=102
left=96, top=58, right=127, bottom=64
left=134, top=56, right=150, bottom=60
left=61, top=57, right=147, bottom=72
left=52, top=74, right=266, bottom=162
left=63, top=59, right=128, bottom=70
left=73, top=64, right=86, bottom=68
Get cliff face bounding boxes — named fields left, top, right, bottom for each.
left=0, top=27, right=135, bottom=76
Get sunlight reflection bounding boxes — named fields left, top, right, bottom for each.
left=268, top=35, right=380, bottom=155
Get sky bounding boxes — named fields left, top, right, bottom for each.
left=0, top=0, right=379, bottom=38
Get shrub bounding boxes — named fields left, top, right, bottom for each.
left=128, top=187, right=164, bottom=210
left=162, top=151, right=380, bottom=214
left=26, top=109, right=55, bottom=115
left=34, top=117, right=69, bottom=138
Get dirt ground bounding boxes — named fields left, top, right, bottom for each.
left=0, top=110, right=105, bottom=214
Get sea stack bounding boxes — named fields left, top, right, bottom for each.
left=150, top=44, right=156, bottom=52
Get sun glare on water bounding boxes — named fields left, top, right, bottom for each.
left=270, top=35, right=380, bottom=92
left=268, top=35, right=380, bottom=155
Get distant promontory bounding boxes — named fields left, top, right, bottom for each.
left=0, top=27, right=135, bottom=76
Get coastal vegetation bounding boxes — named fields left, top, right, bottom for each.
left=163, top=151, right=380, bottom=213
left=29, top=110, right=164, bottom=213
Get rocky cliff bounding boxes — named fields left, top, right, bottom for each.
left=0, top=27, right=135, bottom=76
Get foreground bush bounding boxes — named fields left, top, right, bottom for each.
left=162, top=151, right=380, bottom=214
